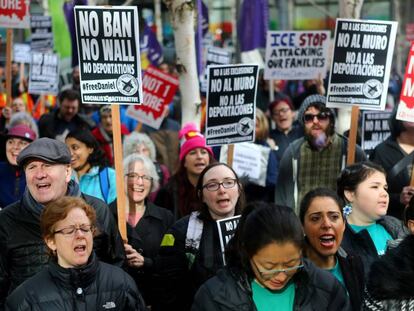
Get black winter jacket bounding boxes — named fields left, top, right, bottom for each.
left=0, top=181, right=125, bottom=308
left=341, top=216, right=407, bottom=277
left=191, top=259, right=351, bottom=311
left=337, top=248, right=365, bottom=311
left=152, top=213, right=224, bottom=311
left=362, top=235, right=414, bottom=310
left=110, top=200, right=174, bottom=306
left=5, top=253, right=146, bottom=311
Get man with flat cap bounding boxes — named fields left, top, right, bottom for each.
left=0, top=138, right=125, bottom=307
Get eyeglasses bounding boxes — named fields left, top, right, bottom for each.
left=272, top=107, right=291, bottom=116
left=202, top=179, right=237, bottom=192
left=54, top=224, right=94, bottom=236
left=251, top=259, right=303, bottom=280
left=125, top=173, right=153, bottom=182
left=303, top=112, right=330, bottom=123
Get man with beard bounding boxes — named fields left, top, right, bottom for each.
left=275, top=94, right=366, bottom=213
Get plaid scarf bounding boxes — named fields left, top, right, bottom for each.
left=298, top=134, right=342, bottom=209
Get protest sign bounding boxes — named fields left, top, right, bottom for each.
left=13, top=43, right=31, bottom=63
left=397, top=42, right=414, bottom=122
left=327, top=19, right=397, bottom=110
left=28, top=52, right=59, bottom=95
left=206, top=64, right=259, bottom=146
left=216, top=215, right=241, bottom=265
left=361, top=111, right=391, bottom=157
left=0, top=0, right=30, bottom=29
left=200, top=47, right=232, bottom=92
left=264, top=30, right=330, bottom=80
left=219, top=142, right=270, bottom=187
left=31, top=15, right=54, bottom=51
left=126, top=65, right=179, bottom=129
left=74, top=6, right=142, bottom=105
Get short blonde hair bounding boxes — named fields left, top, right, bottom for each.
left=255, top=108, right=269, bottom=141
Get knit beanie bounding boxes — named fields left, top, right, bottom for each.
left=297, top=94, right=335, bottom=125
left=179, top=123, right=213, bottom=161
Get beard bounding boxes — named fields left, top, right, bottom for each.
left=305, top=125, right=331, bottom=150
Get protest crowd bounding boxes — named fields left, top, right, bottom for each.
left=1, top=1, right=414, bottom=311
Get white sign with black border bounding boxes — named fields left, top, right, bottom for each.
left=74, top=6, right=143, bottom=105
left=206, top=64, right=259, bottom=146
left=327, top=19, right=397, bottom=110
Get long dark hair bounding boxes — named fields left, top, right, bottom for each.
left=196, top=162, right=245, bottom=220
left=226, top=202, right=304, bottom=279
left=66, top=129, right=109, bottom=168
left=299, top=187, right=344, bottom=224
left=337, top=161, right=386, bottom=203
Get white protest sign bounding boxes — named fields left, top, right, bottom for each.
left=74, top=6, right=143, bottom=105
left=264, top=30, right=330, bottom=80
left=220, top=142, right=270, bottom=187
left=13, top=43, right=31, bottom=63
left=327, top=19, right=397, bottom=110
left=28, top=52, right=59, bottom=95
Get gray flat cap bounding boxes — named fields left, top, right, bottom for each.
left=17, top=137, right=71, bottom=167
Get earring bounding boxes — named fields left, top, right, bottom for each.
left=343, top=203, right=352, bottom=217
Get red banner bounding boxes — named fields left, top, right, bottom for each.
left=127, top=65, right=179, bottom=129
left=397, top=42, right=414, bottom=121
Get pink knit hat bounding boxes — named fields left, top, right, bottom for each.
left=179, top=123, right=213, bottom=161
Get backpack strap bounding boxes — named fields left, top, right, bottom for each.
left=388, top=151, right=414, bottom=180
left=99, top=167, right=110, bottom=203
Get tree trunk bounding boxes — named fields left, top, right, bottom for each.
left=164, top=0, right=201, bottom=127
left=336, top=0, right=364, bottom=135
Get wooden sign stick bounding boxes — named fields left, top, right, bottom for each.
left=111, top=104, right=127, bottom=242
left=5, top=29, right=13, bottom=107
left=346, top=106, right=359, bottom=165
left=227, top=144, right=235, bottom=167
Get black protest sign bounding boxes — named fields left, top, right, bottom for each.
left=327, top=19, right=397, bottom=110
left=206, top=64, right=259, bottom=146
left=31, top=15, right=54, bottom=51
left=362, top=111, right=391, bottom=157
left=216, top=215, right=241, bottom=265
left=74, top=6, right=142, bottom=105
left=28, top=52, right=59, bottom=95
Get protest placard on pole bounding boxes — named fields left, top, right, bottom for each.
left=205, top=64, right=259, bottom=146
left=361, top=111, right=391, bottom=158
left=30, top=15, right=54, bottom=51
left=13, top=43, right=31, bottom=63
left=216, top=215, right=241, bottom=265
left=264, top=30, right=330, bottom=80
left=126, top=65, right=179, bottom=129
left=28, top=52, right=59, bottom=95
left=326, top=19, right=397, bottom=110
left=0, top=0, right=30, bottom=29
left=74, top=6, right=143, bottom=105
left=200, top=47, right=232, bottom=92
left=397, top=42, right=414, bottom=122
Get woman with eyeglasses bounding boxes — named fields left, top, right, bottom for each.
left=65, top=129, right=116, bottom=204
left=5, top=196, right=146, bottom=310
left=109, top=154, right=173, bottom=308
left=300, top=188, right=365, bottom=310
left=192, top=202, right=350, bottom=311
left=153, top=162, right=244, bottom=311
left=337, top=162, right=407, bottom=275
